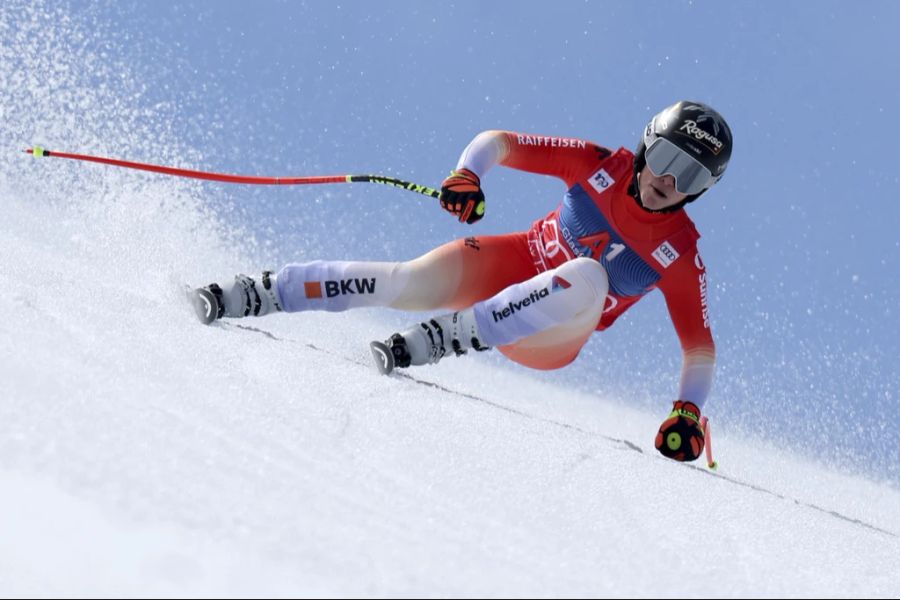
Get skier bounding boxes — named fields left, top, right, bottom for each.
left=193, top=100, right=733, bottom=463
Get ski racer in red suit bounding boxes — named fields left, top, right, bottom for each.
left=193, top=100, right=734, bottom=463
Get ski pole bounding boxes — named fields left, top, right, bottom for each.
left=24, top=146, right=441, bottom=199
left=700, top=416, right=717, bottom=470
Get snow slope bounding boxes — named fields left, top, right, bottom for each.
left=1, top=173, right=898, bottom=598
left=1, top=2, right=898, bottom=597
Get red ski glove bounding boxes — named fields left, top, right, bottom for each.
left=655, top=400, right=705, bottom=462
left=439, top=168, right=485, bottom=224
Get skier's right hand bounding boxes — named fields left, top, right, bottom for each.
left=440, top=168, right=485, bottom=224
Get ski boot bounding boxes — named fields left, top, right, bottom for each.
left=192, top=271, right=282, bottom=325
left=370, top=309, right=489, bottom=375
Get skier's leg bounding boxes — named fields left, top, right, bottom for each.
left=383, top=257, right=608, bottom=370
left=194, top=233, right=537, bottom=323
left=480, top=258, right=610, bottom=370
left=275, top=233, right=536, bottom=313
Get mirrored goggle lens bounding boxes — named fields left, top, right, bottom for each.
left=645, top=138, right=715, bottom=195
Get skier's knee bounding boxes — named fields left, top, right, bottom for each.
left=554, top=257, right=609, bottom=306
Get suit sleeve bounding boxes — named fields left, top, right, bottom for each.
left=657, top=249, right=716, bottom=409
left=457, top=130, right=607, bottom=187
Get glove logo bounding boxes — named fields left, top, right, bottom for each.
left=666, top=432, right=682, bottom=451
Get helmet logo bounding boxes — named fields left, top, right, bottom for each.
left=678, top=119, right=724, bottom=154
left=683, top=104, right=723, bottom=135
left=677, top=104, right=726, bottom=155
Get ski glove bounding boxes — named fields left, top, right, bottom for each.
left=440, top=168, right=485, bottom=224
left=655, top=400, right=705, bottom=462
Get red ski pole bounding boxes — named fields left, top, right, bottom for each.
left=24, top=146, right=441, bottom=198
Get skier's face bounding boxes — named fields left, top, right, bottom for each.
left=637, top=165, right=688, bottom=211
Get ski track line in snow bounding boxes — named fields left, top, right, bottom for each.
left=224, top=322, right=899, bottom=540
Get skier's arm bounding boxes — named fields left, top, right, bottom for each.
left=657, top=254, right=717, bottom=409
left=456, top=130, right=606, bottom=186
left=438, top=130, right=605, bottom=224
left=651, top=255, right=716, bottom=463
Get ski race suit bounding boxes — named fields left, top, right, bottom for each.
left=274, top=131, right=717, bottom=408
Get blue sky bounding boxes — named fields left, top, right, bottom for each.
left=12, top=0, right=900, bottom=476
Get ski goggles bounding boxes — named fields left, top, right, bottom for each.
left=644, top=137, right=717, bottom=195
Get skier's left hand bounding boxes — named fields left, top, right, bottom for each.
left=655, top=400, right=705, bottom=462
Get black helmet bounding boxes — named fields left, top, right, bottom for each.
left=633, top=100, right=733, bottom=211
